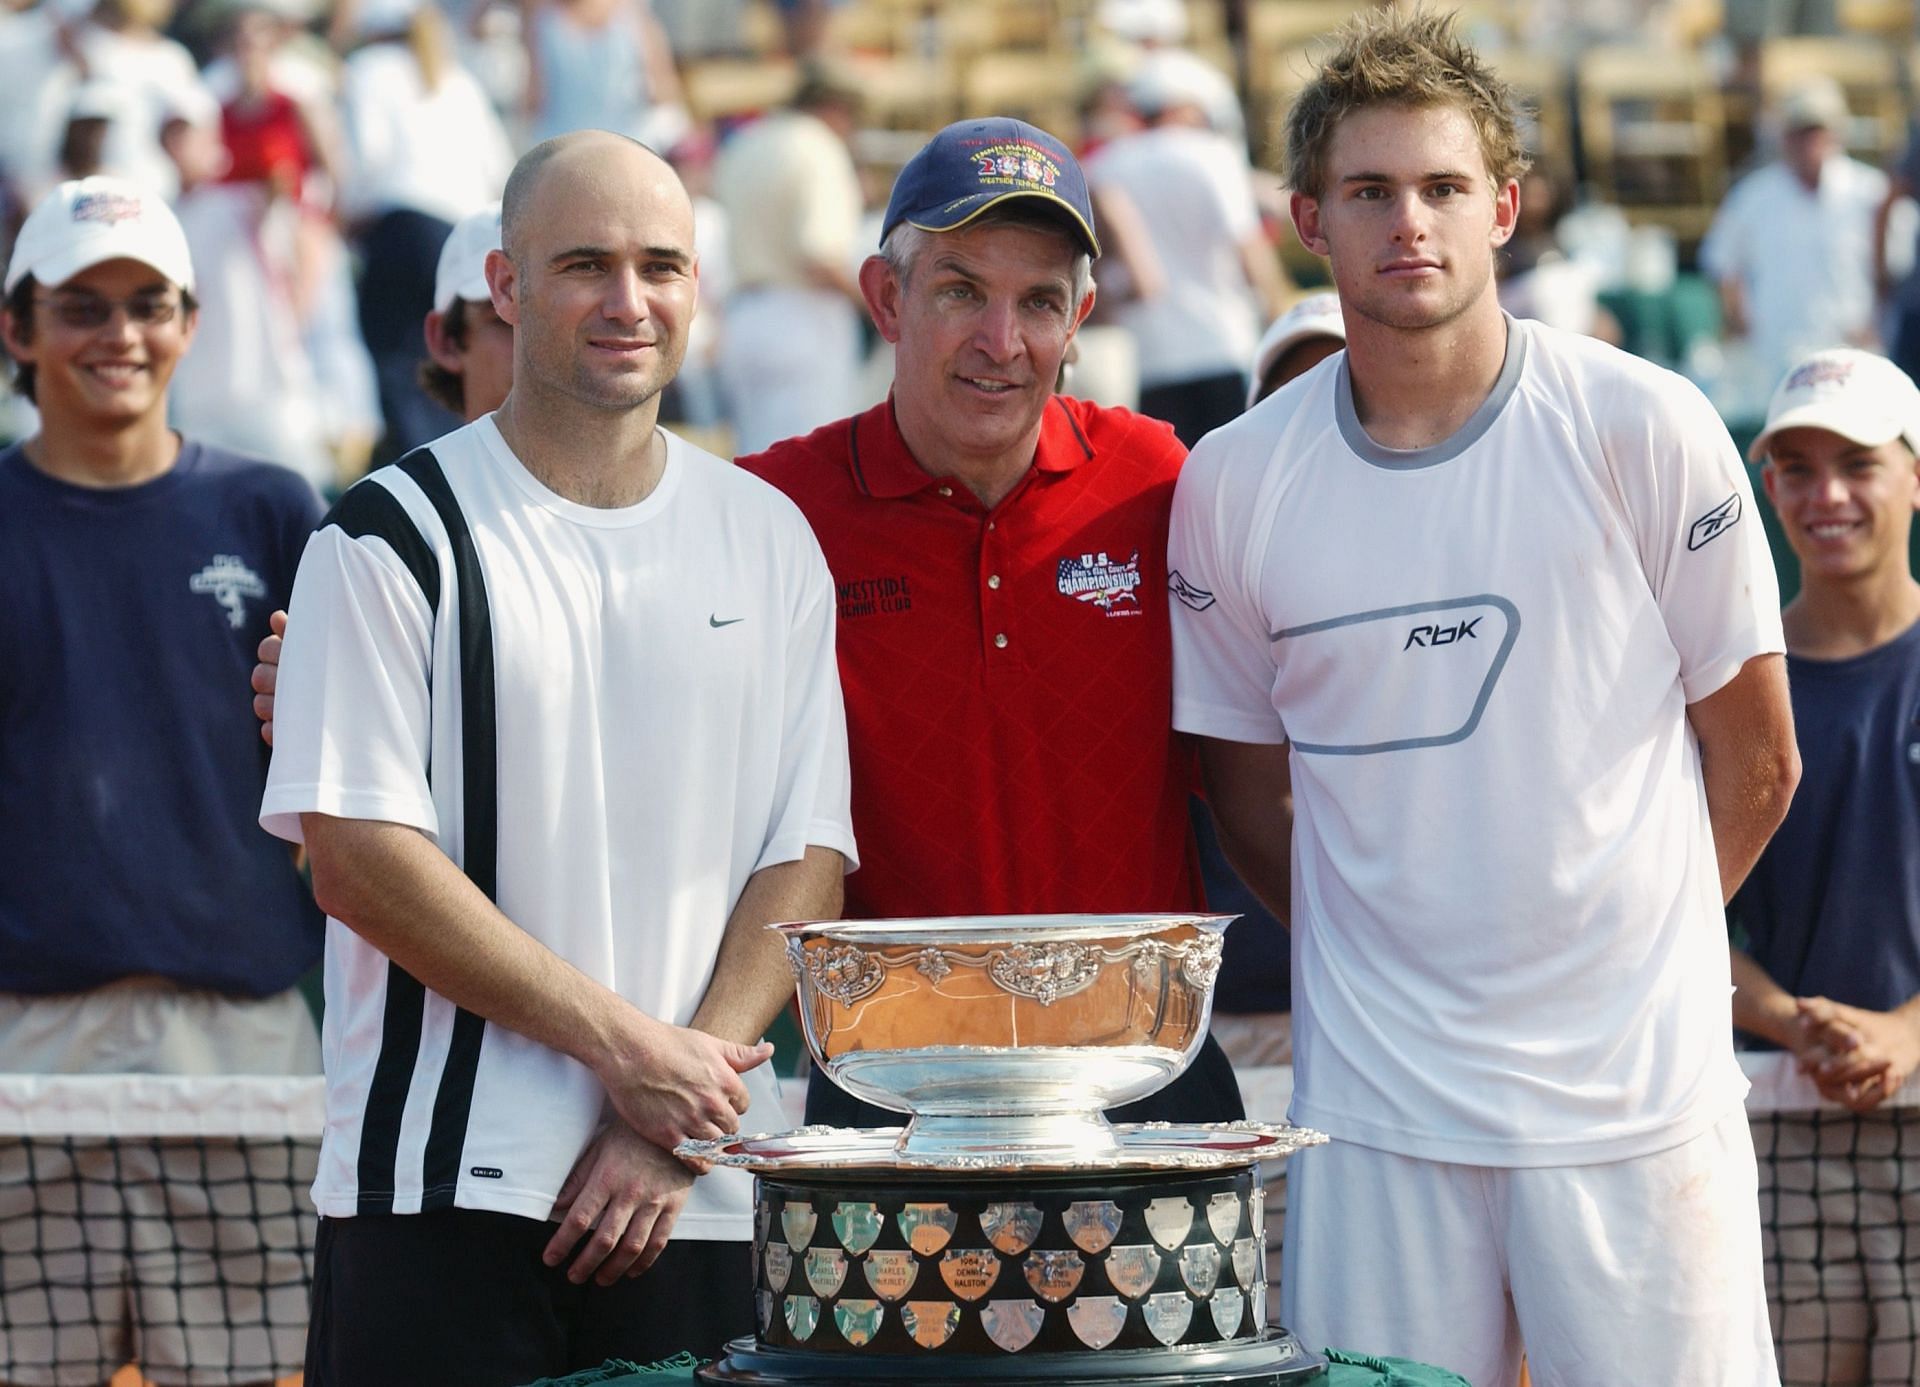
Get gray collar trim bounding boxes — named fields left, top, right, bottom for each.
left=1334, top=315, right=1526, bottom=471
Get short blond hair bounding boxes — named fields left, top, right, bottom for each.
left=1283, top=8, right=1531, bottom=200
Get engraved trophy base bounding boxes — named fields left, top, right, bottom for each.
left=705, top=1162, right=1326, bottom=1386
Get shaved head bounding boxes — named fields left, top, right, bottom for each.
left=485, top=126, right=700, bottom=418
left=500, top=130, right=687, bottom=266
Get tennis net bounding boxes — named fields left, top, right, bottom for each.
left=0, top=1074, right=323, bottom=1386
left=2, top=1054, right=1915, bottom=1385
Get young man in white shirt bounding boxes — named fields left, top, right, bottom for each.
left=262, top=131, right=855, bottom=1386
left=1167, top=12, right=1799, bottom=1385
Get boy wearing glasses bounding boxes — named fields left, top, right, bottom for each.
left=0, top=177, right=323, bottom=1385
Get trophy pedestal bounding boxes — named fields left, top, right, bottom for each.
left=684, top=917, right=1333, bottom=1387
left=698, top=1161, right=1326, bottom=1384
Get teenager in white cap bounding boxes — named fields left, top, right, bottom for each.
left=0, top=176, right=325, bottom=1384
left=1247, top=291, right=1345, bottom=408
left=419, top=201, right=512, bottom=423
left=1732, top=347, right=1920, bottom=1380
left=1734, top=348, right=1920, bottom=1085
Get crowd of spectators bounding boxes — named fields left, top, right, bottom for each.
left=5, top=0, right=1920, bottom=463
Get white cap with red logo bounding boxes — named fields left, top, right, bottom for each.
left=5, top=177, right=195, bottom=296
left=1749, top=349, right=1920, bottom=461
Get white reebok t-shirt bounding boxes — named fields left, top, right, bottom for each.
left=262, top=417, right=857, bottom=1233
left=1169, top=317, right=1782, bottom=1167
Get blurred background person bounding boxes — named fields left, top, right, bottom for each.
left=54, top=79, right=130, bottom=182
left=58, top=0, right=213, bottom=197
left=416, top=200, right=510, bottom=422
left=1087, top=58, right=1286, bottom=446
left=661, top=126, right=728, bottom=432
left=1245, top=291, right=1345, bottom=410
left=1876, top=117, right=1920, bottom=387
left=0, top=0, right=75, bottom=218
left=712, top=61, right=863, bottom=454
left=165, top=82, right=342, bottom=489
left=1092, top=0, right=1243, bottom=144
left=520, top=0, right=687, bottom=150
left=1702, top=76, right=1886, bottom=390
left=336, top=0, right=510, bottom=458
left=1498, top=167, right=1624, bottom=345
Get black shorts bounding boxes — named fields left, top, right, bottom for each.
left=303, top=1209, right=751, bottom=1387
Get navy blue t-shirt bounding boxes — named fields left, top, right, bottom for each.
left=1731, top=618, right=1920, bottom=1024
left=0, top=440, right=324, bottom=995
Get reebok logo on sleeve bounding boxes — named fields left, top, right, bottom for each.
left=1168, top=571, right=1216, bottom=612
left=1687, top=493, right=1741, bottom=551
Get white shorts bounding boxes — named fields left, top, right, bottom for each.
left=0, top=978, right=320, bottom=1076
left=1280, top=1105, right=1780, bottom=1387
left=0, top=981, right=320, bottom=1385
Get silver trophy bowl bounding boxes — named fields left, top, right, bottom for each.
left=778, top=913, right=1236, bottom=1163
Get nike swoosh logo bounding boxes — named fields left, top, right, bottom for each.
left=709, top=615, right=744, bottom=628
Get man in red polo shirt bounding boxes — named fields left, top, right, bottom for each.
left=738, top=117, right=1243, bottom=1127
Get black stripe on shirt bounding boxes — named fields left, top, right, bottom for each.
left=398, top=447, right=498, bottom=1211
left=323, top=475, right=441, bottom=613
left=326, top=474, right=440, bottom=1215
left=355, top=965, right=425, bottom=1214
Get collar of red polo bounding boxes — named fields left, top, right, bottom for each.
left=847, top=394, right=1096, bottom=499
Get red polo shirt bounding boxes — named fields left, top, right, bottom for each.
left=740, top=395, right=1202, bottom=919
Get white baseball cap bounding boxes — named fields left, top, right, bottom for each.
left=1780, top=75, right=1849, bottom=133
left=5, top=177, right=195, bottom=295
left=1249, top=292, right=1345, bottom=407
left=1097, top=0, right=1187, bottom=44
left=433, top=204, right=501, bottom=313
left=1749, top=348, right=1920, bottom=461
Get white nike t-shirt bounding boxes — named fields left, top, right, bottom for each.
left=263, top=417, right=856, bottom=1233
left=1169, top=317, right=1782, bottom=1166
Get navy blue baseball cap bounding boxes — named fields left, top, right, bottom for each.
left=882, top=117, right=1101, bottom=258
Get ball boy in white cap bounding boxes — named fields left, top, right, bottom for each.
left=0, top=177, right=325, bottom=1383
left=418, top=202, right=512, bottom=424
left=1247, top=291, right=1346, bottom=409
left=1731, top=347, right=1920, bottom=1379
left=1734, top=347, right=1920, bottom=1103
